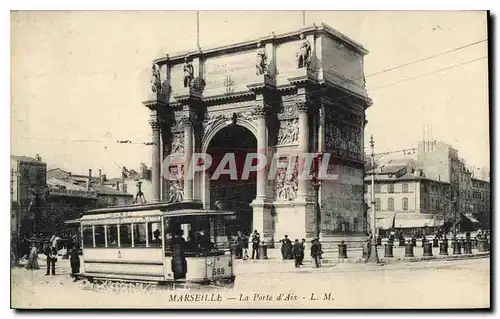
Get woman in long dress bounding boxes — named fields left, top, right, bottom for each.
left=25, top=243, right=39, bottom=270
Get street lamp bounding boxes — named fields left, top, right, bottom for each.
left=367, top=135, right=379, bottom=263
left=312, top=154, right=323, bottom=239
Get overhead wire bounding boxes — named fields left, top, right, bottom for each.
left=15, top=38, right=488, bottom=162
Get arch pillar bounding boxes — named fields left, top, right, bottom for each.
left=249, top=102, right=274, bottom=245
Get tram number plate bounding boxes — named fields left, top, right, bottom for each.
left=212, top=267, right=225, bottom=276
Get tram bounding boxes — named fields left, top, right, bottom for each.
left=74, top=202, right=235, bottom=285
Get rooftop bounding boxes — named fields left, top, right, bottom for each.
left=155, top=22, right=368, bottom=65
left=11, top=155, right=45, bottom=164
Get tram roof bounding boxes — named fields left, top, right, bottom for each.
left=78, top=202, right=235, bottom=222
left=84, top=201, right=204, bottom=215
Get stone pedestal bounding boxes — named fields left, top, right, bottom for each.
left=250, top=199, right=274, bottom=245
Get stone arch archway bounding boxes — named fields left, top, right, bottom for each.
left=202, top=118, right=257, bottom=154
left=203, top=124, right=257, bottom=235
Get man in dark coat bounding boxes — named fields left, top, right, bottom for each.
left=251, top=230, right=260, bottom=259
left=45, top=245, right=57, bottom=276
left=279, top=235, right=292, bottom=260
left=299, top=238, right=306, bottom=265
left=310, top=238, right=323, bottom=268
left=69, top=249, right=80, bottom=281
left=292, top=239, right=303, bottom=268
left=241, top=232, right=249, bottom=260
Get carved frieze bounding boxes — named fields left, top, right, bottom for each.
left=275, top=159, right=298, bottom=201
left=171, top=133, right=184, bottom=154
left=278, top=102, right=298, bottom=120
left=203, top=113, right=228, bottom=134
left=168, top=166, right=184, bottom=203
left=325, top=121, right=362, bottom=159
left=236, top=111, right=254, bottom=122
left=277, top=119, right=299, bottom=146
left=251, top=104, right=268, bottom=117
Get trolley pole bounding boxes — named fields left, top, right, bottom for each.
left=367, top=135, right=379, bottom=263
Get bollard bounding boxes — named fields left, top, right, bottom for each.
left=452, top=238, right=461, bottom=255
left=363, top=240, right=371, bottom=259
left=338, top=241, right=348, bottom=259
left=464, top=239, right=472, bottom=254
left=405, top=240, right=414, bottom=257
left=439, top=239, right=448, bottom=255
left=258, top=243, right=268, bottom=260
left=460, top=238, right=466, bottom=254
left=399, top=237, right=406, bottom=247
left=432, top=237, right=439, bottom=248
left=423, top=241, right=433, bottom=257
left=384, top=242, right=394, bottom=258
left=421, top=237, right=427, bottom=248
left=479, top=238, right=489, bottom=252
left=478, top=238, right=484, bottom=252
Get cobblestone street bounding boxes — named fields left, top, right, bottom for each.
left=11, top=257, right=489, bottom=309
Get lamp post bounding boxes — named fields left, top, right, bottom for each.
left=312, top=154, right=322, bottom=239
left=367, top=135, right=379, bottom=263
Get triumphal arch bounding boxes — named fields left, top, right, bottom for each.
left=143, top=23, right=372, bottom=247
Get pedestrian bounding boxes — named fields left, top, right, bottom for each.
left=236, top=231, right=243, bottom=259
left=69, top=249, right=80, bottom=281
left=25, top=242, right=39, bottom=270
left=241, top=231, right=249, bottom=260
left=299, top=238, right=306, bottom=265
left=292, top=239, right=302, bottom=268
left=310, top=238, right=323, bottom=268
left=279, top=235, right=292, bottom=260
left=251, top=230, right=260, bottom=259
left=45, top=245, right=57, bottom=276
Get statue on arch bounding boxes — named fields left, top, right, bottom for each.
left=296, top=33, right=312, bottom=69
left=150, top=63, right=162, bottom=94
left=256, top=42, right=268, bottom=75
left=183, top=57, right=194, bottom=88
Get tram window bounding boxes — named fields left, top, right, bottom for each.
left=106, top=225, right=119, bottom=247
left=133, top=223, right=147, bottom=247
left=82, top=226, right=93, bottom=248
left=94, top=225, right=106, bottom=247
left=148, top=222, right=162, bottom=247
left=119, top=224, right=132, bottom=247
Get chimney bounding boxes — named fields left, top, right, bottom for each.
left=140, top=163, right=147, bottom=179
left=116, top=181, right=120, bottom=191
left=122, top=168, right=126, bottom=193
left=87, top=169, right=92, bottom=191
left=99, top=169, right=103, bottom=185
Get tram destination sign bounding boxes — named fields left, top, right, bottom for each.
left=81, top=215, right=161, bottom=226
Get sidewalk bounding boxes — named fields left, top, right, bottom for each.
left=258, top=246, right=490, bottom=265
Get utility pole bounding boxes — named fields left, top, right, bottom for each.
left=367, top=135, right=379, bottom=263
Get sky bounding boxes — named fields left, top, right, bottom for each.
left=11, top=11, right=489, bottom=178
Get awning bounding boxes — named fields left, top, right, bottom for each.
left=64, top=219, right=81, bottom=225
left=376, top=213, right=395, bottom=230
left=465, top=215, right=481, bottom=224
left=394, top=218, right=444, bottom=228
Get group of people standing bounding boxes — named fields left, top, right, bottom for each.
left=234, top=230, right=262, bottom=260
left=280, top=235, right=323, bottom=268
left=23, top=233, right=81, bottom=281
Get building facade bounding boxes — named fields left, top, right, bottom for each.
left=143, top=23, right=372, bottom=246
left=47, top=168, right=134, bottom=207
left=364, top=158, right=449, bottom=235
left=11, top=155, right=47, bottom=237
left=470, top=177, right=490, bottom=229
